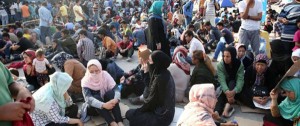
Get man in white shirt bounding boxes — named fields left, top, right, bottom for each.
left=238, top=0, right=262, bottom=55
left=184, top=30, right=205, bottom=64
left=9, top=3, right=17, bottom=22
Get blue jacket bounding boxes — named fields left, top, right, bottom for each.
left=183, top=1, right=194, bottom=18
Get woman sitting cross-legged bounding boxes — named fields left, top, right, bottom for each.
left=81, top=59, right=124, bottom=126
left=215, top=46, right=244, bottom=118
left=30, top=72, right=83, bottom=126
left=125, top=50, right=175, bottom=126
left=241, top=54, right=276, bottom=109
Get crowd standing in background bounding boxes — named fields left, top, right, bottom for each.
left=0, top=0, right=300, bottom=125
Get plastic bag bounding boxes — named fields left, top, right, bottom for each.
left=12, top=97, right=34, bottom=126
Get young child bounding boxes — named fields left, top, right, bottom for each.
left=32, top=49, right=52, bottom=86
left=293, top=17, right=300, bottom=51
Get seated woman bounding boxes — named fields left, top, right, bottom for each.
left=177, top=84, right=237, bottom=126
left=30, top=72, right=83, bottom=126
left=241, top=54, right=276, bottom=109
left=126, top=50, right=175, bottom=126
left=99, top=58, right=124, bottom=84
left=81, top=59, right=124, bottom=126
left=118, top=49, right=150, bottom=99
left=186, top=50, right=217, bottom=97
left=168, top=46, right=191, bottom=102
left=51, top=52, right=86, bottom=102
left=215, top=46, right=244, bottom=118
left=22, top=50, right=40, bottom=90
left=264, top=77, right=300, bottom=126
left=236, top=44, right=253, bottom=70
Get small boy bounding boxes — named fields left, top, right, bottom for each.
left=32, top=49, right=52, bottom=86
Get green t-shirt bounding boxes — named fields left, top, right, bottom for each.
left=0, top=62, right=14, bottom=126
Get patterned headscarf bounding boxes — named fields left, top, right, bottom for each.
left=254, top=54, right=269, bottom=86
left=51, top=52, right=74, bottom=71
left=172, top=46, right=190, bottom=75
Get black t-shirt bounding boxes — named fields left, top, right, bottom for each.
left=16, top=38, right=33, bottom=53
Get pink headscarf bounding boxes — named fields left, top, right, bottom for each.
left=177, top=84, right=217, bottom=126
left=81, top=59, right=116, bottom=98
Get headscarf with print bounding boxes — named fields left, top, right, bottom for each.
left=253, top=54, right=269, bottom=86
left=51, top=52, right=74, bottom=71
left=149, top=1, right=164, bottom=16
left=223, top=46, right=241, bottom=81
left=33, top=72, right=72, bottom=115
left=279, top=78, right=300, bottom=126
left=172, top=46, right=190, bottom=75
left=177, top=84, right=217, bottom=126
left=81, top=59, right=116, bottom=98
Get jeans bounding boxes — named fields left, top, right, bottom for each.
left=213, top=39, right=226, bottom=60
left=185, top=16, right=192, bottom=28
left=1, top=15, right=8, bottom=26
left=40, top=26, right=51, bottom=44
left=10, top=15, right=16, bottom=23
left=16, top=12, right=22, bottom=21
left=92, top=90, right=123, bottom=124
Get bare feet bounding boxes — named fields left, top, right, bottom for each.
left=222, top=103, right=235, bottom=118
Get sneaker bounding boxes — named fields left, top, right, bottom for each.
left=126, top=57, right=131, bottom=62
left=129, top=97, right=144, bottom=105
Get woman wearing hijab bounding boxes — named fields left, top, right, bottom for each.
left=146, top=1, right=171, bottom=57
left=241, top=54, right=276, bottom=109
left=168, top=46, right=191, bottom=102
left=81, top=59, right=124, bottom=126
left=30, top=72, right=83, bottom=126
left=215, top=46, right=244, bottom=118
left=265, top=77, right=300, bottom=126
left=178, top=84, right=238, bottom=126
left=51, top=52, right=86, bottom=102
left=126, top=50, right=175, bottom=126
left=236, top=43, right=253, bottom=70
left=22, top=49, right=40, bottom=90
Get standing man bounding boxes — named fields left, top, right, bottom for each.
left=73, top=0, right=86, bottom=25
left=183, top=0, right=194, bottom=28
left=204, top=0, right=217, bottom=26
left=278, top=0, right=300, bottom=55
left=21, top=1, right=30, bottom=22
left=38, top=2, right=53, bottom=45
left=238, top=0, right=262, bottom=55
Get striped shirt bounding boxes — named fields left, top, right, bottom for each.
left=278, top=2, right=300, bottom=42
left=77, top=37, right=95, bottom=61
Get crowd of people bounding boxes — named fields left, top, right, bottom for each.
left=0, top=0, right=300, bottom=125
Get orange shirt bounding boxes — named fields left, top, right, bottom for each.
left=21, top=5, right=30, bottom=18
left=102, top=36, right=117, bottom=54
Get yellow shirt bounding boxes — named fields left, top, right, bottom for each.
left=23, top=34, right=31, bottom=40
left=60, top=5, right=68, bottom=17
left=73, top=5, right=83, bottom=22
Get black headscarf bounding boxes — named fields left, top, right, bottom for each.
left=223, top=46, right=241, bottom=81
left=142, top=50, right=172, bottom=111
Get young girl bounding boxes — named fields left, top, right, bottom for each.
left=293, top=17, right=300, bottom=51
left=32, top=49, right=52, bottom=86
